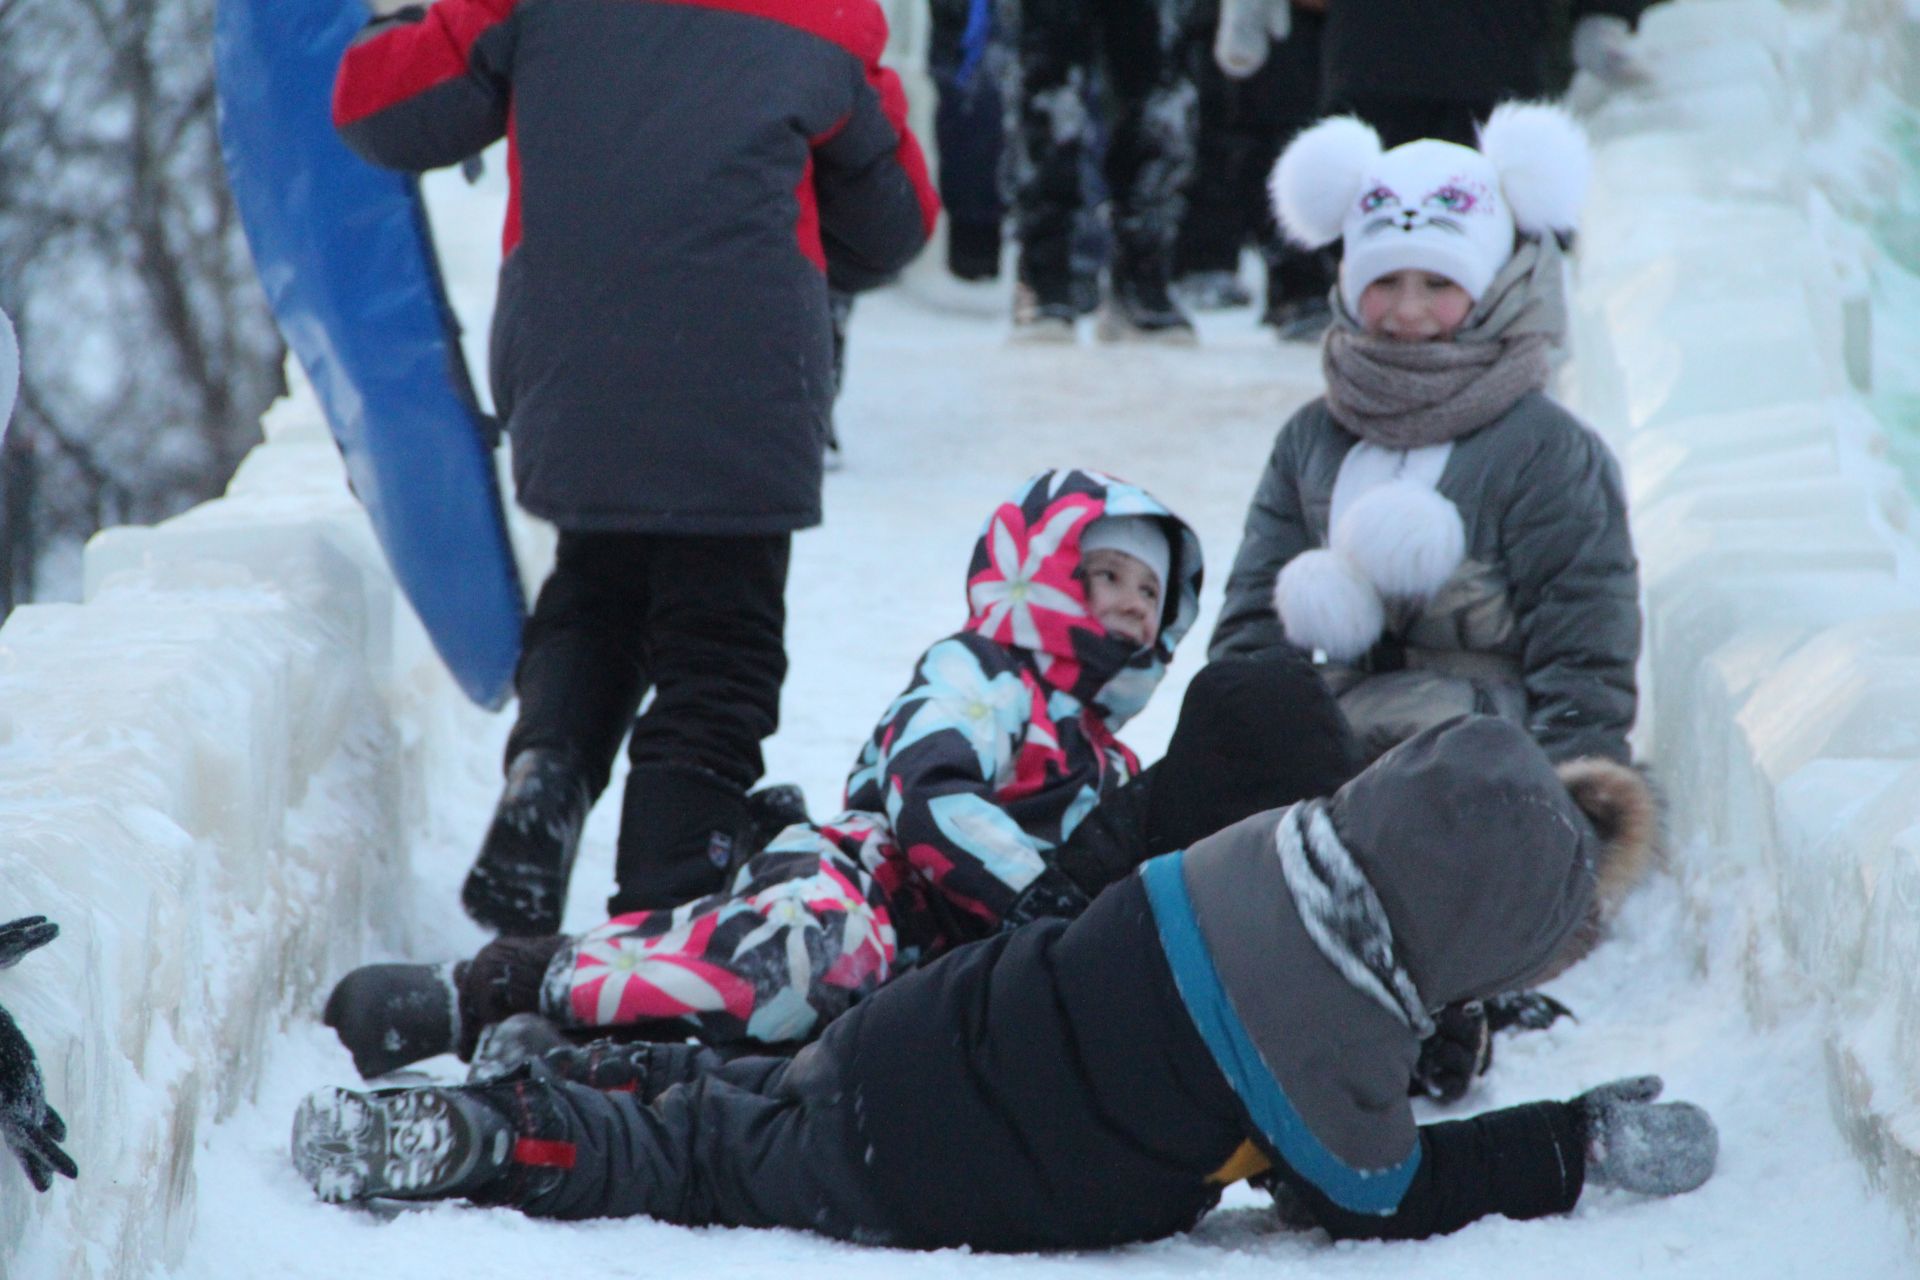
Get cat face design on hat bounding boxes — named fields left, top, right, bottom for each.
left=1356, top=169, right=1496, bottom=238
left=1270, top=104, right=1591, bottom=316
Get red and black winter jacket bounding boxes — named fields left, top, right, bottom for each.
left=333, top=0, right=938, bottom=535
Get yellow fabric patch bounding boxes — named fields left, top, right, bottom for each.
left=1206, top=1139, right=1273, bottom=1185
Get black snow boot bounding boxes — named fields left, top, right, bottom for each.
left=1097, top=270, right=1197, bottom=344
left=462, top=748, right=592, bottom=937
left=323, top=963, right=461, bottom=1079
left=292, top=1075, right=572, bottom=1205
left=607, top=763, right=750, bottom=917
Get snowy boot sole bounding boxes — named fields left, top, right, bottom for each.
left=292, top=1086, right=503, bottom=1203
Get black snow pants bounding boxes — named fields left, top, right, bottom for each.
left=1176, top=6, right=1335, bottom=307
left=506, top=530, right=790, bottom=800
left=1011, top=0, right=1202, bottom=293
left=510, top=1043, right=893, bottom=1239
left=487, top=875, right=1586, bottom=1249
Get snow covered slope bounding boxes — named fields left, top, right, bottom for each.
left=0, top=0, right=1918, bottom=1275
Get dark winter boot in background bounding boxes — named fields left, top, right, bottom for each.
left=1174, top=268, right=1253, bottom=311
left=1263, top=294, right=1332, bottom=343
left=462, top=748, right=592, bottom=937
left=946, top=219, right=1003, bottom=281
left=1010, top=276, right=1078, bottom=343
left=1097, top=259, right=1197, bottom=345
left=607, top=763, right=750, bottom=917
left=292, top=1075, right=573, bottom=1205
left=323, top=963, right=461, bottom=1079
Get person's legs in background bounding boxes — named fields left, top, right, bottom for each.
left=1095, top=0, right=1202, bottom=342
left=611, top=532, right=790, bottom=916
left=463, top=532, right=654, bottom=936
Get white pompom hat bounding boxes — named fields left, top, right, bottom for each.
left=1271, top=102, right=1590, bottom=315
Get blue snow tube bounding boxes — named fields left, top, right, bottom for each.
left=213, top=0, right=524, bottom=710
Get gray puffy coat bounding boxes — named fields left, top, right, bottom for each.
left=1209, top=391, right=1639, bottom=764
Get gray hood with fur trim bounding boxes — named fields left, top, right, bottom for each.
left=1140, top=714, right=1653, bottom=1215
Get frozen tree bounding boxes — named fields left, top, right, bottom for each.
left=0, top=0, right=285, bottom=610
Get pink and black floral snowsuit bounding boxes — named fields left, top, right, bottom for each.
left=540, top=469, right=1203, bottom=1049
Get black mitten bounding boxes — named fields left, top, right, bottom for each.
left=1049, top=770, right=1155, bottom=897
left=1572, top=1076, right=1718, bottom=1197
left=1144, top=657, right=1359, bottom=854
left=1410, top=1000, right=1492, bottom=1102
left=0, top=1006, right=77, bottom=1191
left=0, top=917, right=58, bottom=970
left=1484, top=990, right=1576, bottom=1033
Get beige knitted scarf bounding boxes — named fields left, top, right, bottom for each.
left=1321, top=237, right=1569, bottom=449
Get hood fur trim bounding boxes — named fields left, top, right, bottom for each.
left=1559, top=756, right=1661, bottom=920
left=1533, top=756, right=1661, bottom=982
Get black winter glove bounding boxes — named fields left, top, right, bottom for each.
left=0, top=1006, right=76, bottom=1192
left=1410, top=1000, right=1493, bottom=1102
left=1572, top=1076, right=1718, bottom=1197
left=1049, top=770, right=1155, bottom=898
left=1484, top=989, right=1576, bottom=1033
left=0, top=917, right=57, bottom=970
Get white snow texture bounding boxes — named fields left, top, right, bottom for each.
left=2, top=0, right=1920, bottom=1276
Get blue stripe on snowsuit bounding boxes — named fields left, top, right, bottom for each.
left=1139, top=853, right=1422, bottom=1216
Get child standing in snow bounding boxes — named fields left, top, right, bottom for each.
left=321, top=469, right=1357, bottom=1073
left=331, top=0, right=939, bottom=940
left=292, top=716, right=1713, bottom=1249
left=1210, top=103, right=1640, bottom=769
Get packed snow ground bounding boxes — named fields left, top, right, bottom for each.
left=152, top=145, right=1916, bottom=1269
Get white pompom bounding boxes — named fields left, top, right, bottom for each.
left=1270, top=116, right=1382, bottom=249
left=1478, top=102, right=1590, bottom=237
left=1274, top=549, right=1385, bottom=663
left=1331, top=480, right=1467, bottom=601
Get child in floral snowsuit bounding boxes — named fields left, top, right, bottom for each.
left=322, top=469, right=1231, bottom=1071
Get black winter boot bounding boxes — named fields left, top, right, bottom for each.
left=1097, top=271, right=1197, bottom=344
left=608, top=764, right=750, bottom=916
left=292, top=1083, right=516, bottom=1203
left=462, top=748, right=592, bottom=937
left=293, top=1073, right=576, bottom=1206
left=323, top=963, right=461, bottom=1079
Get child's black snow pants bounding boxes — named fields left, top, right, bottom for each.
left=507, top=530, right=791, bottom=800
left=511, top=1042, right=893, bottom=1240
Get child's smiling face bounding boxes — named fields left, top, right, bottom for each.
left=1079, top=548, right=1161, bottom=649
left=1358, top=269, right=1474, bottom=342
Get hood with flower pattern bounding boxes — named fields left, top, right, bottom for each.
left=964, top=469, right=1203, bottom=728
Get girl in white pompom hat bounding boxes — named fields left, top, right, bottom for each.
left=1209, top=102, right=1640, bottom=769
